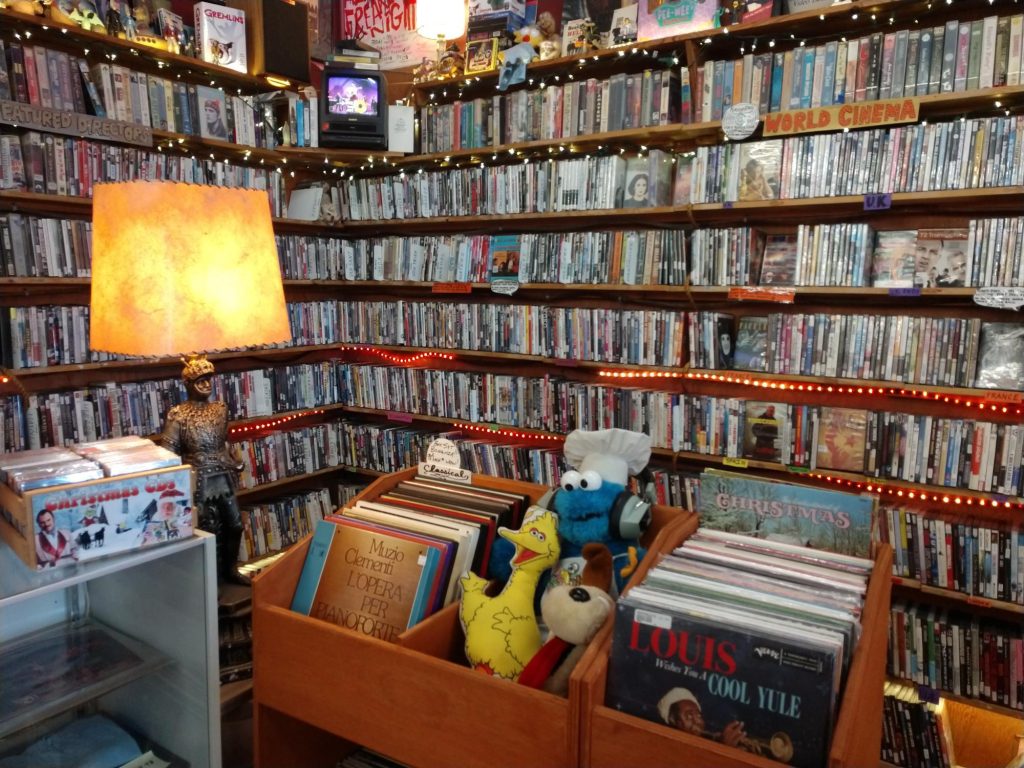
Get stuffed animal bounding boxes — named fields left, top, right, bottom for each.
left=546, top=428, right=653, bottom=596
left=518, top=542, right=614, bottom=695
left=515, top=23, right=544, bottom=49
left=459, top=505, right=560, bottom=682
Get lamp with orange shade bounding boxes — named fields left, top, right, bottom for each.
left=90, top=181, right=292, bottom=583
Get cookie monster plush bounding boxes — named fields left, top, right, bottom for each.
left=545, top=428, right=654, bottom=596
left=487, top=428, right=654, bottom=597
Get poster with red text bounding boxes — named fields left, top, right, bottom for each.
left=338, top=0, right=438, bottom=70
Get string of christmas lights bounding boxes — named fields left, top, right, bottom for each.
left=339, top=345, right=456, bottom=365
left=599, top=369, right=1024, bottom=416
left=229, top=408, right=327, bottom=436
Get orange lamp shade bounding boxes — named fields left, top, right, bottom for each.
left=89, top=181, right=292, bottom=357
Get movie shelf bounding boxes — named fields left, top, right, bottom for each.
left=0, top=0, right=1020, bottom=764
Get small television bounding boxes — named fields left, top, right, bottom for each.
left=319, top=64, right=388, bottom=150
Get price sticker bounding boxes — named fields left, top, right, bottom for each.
left=728, top=286, right=796, bottom=303
left=432, top=282, right=473, bottom=293
left=864, top=193, right=892, bottom=210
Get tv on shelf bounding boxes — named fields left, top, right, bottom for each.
left=319, top=65, right=388, bottom=150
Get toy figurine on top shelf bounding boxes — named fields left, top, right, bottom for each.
left=436, top=43, right=466, bottom=80
left=561, top=17, right=601, bottom=56
left=48, top=0, right=107, bottom=32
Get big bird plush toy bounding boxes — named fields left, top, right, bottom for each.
left=459, top=506, right=560, bottom=682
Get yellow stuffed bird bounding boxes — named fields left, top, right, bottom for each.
left=460, top=506, right=560, bottom=682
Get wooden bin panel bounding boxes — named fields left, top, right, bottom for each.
left=253, top=467, right=691, bottom=768
left=576, top=519, right=893, bottom=768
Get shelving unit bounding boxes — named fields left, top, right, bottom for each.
left=0, top=533, right=220, bottom=766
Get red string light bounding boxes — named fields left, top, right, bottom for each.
left=340, top=345, right=456, bottom=365
left=793, top=469, right=1021, bottom=510
left=453, top=422, right=564, bottom=442
left=592, top=370, right=1024, bottom=415
left=229, top=408, right=326, bottom=436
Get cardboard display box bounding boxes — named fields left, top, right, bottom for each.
left=0, top=466, right=193, bottom=571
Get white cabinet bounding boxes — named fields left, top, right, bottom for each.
left=0, top=532, right=221, bottom=768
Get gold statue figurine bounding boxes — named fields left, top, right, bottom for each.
left=161, top=355, right=247, bottom=585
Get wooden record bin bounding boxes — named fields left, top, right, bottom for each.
left=251, top=466, right=687, bottom=768
left=574, top=514, right=894, bottom=768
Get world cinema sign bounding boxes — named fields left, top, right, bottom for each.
left=762, top=97, right=921, bottom=137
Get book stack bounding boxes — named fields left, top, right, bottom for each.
left=606, top=518, right=873, bottom=768
left=290, top=477, right=530, bottom=640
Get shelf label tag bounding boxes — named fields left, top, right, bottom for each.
left=432, top=282, right=473, bottom=293
left=555, top=358, right=580, bottom=367
left=723, top=201, right=734, bottom=209
left=864, top=193, right=892, bottom=210
left=723, top=457, right=749, bottom=468
left=965, top=596, right=992, bottom=608
left=981, top=390, right=1024, bottom=404
left=786, top=465, right=811, bottom=474
left=973, top=287, right=1024, bottom=310
left=888, top=287, right=920, bottom=297
left=490, top=280, right=519, bottom=295
left=916, top=685, right=941, bottom=705
left=387, top=411, right=414, bottom=423
left=728, top=286, right=796, bottom=303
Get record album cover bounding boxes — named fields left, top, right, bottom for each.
left=697, top=471, right=875, bottom=557
left=606, top=596, right=839, bottom=768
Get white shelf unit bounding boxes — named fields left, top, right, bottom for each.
left=0, top=532, right=221, bottom=767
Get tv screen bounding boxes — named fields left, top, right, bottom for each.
left=326, top=76, right=379, bottom=117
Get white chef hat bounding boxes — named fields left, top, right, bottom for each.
left=657, top=687, right=700, bottom=724
left=563, top=429, right=652, bottom=486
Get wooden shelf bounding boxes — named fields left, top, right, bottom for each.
left=0, top=7, right=302, bottom=93
left=339, top=188, right=1024, bottom=235
left=410, top=0, right=920, bottom=96
left=890, top=576, right=1024, bottom=616
left=236, top=464, right=370, bottom=499
left=327, top=404, right=1024, bottom=508
left=407, top=86, right=1024, bottom=167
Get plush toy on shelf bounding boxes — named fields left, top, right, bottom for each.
left=518, top=542, right=614, bottom=695
left=459, top=505, right=560, bottom=682
left=545, top=428, right=654, bottom=596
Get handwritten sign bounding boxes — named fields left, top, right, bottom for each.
left=339, top=0, right=436, bottom=70
left=973, top=287, right=1024, bottom=310
left=0, top=100, right=153, bottom=147
left=723, top=457, right=749, bottom=468
left=432, top=282, right=473, bottom=293
left=491, top=280, right=520, bottom=295
left=722, top=103, right=759, bottom=141
left=864, top=193, right=892, bottom=211
left=387, top=411, right=414, bottom=423
left=728, top=286, right=796, bottom=303
left=763, top=98, right=920, bottom=137
left=418, top=461, right=472, bottom=484
left=888, top=287, right=920, bottom=297
left=425, top=437, right=461, bottom=468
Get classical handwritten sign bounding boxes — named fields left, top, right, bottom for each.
left=425, top=437, right=461, bottom=468
left=0, top=100, right=153, bottom=147
left=418, top=461, right=472, bottom=483
left=762, top=98, right=920, bottom=138
left=340, top=0, right=437, bottom=70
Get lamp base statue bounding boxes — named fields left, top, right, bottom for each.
left=160, top=355, right=248, bottom=586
